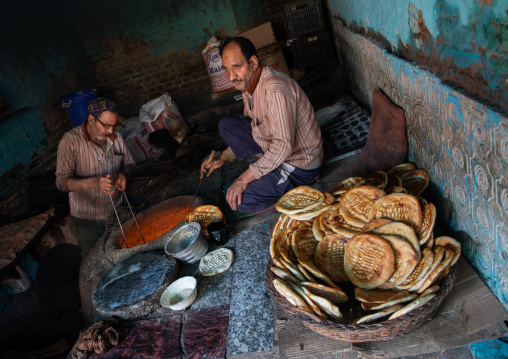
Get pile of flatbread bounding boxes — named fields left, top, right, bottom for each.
left=0, top=208, right=55, bottom=270
left=269, top=163, right=461, bottom=324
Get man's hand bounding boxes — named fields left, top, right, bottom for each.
left=226, top=179, right=249, bottom=211
left=225, top=168, right=256, bottom=211
left=115, top=173, right=127, bottom=191
left=200, top=155, right=226, bottom=179
left=97, top=175, right=113, bottom=194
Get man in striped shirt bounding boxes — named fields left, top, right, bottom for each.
left=201, top=37, right=323, bottom=212
left=55, top=98, right=135, bottom=257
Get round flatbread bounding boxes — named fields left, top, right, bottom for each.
left=435, top=236, right=461, bottom=266
left=415, top=249, right=454, bottom=294
left=407, top=246, right=445, bottom=292
left=386, top=163, right=417, bottom=177
left=396, top=248, right=435, bottom=290
left=377, top=234, right=420, bottom=289
left=187, top=205, right=225, bottom=238
left=314, top=234, right=349, bottom=282
left=288, top=282, right=328, bottom=319
left=279, top=256, right=306, bottom=282
left=361, top=293, right=417, bottom=311
left=312, top=213, right=327, bottom=241
left=272, top=278, right=311, bottom=312
left=300, top=286, right=343, bottom=318
left=199, top=248, right=234, bottom=276
left=319, top=203, right=341, bottom=235
left=371, top=222, right=420, bottom=254
left=385, top=173, right=402, bottom=193
left=331, top=177, right=365, bottom=196
left=387, top=293, right=436, bottom=321
left=300, top=282, right=348, bottom=305
left=298, top=260, right=341, bottom=289
left=400, top=169, right=430, bottom=197
left=419, top=284, right=440, bottom=297
left=297, top=263, right=318, bottom=283
left=365, top=171, right=388, bottom=189
left=353, top=304, right=403, bottom=324
left=344, top=233, right=395, bottom=289
left=270, top=229, right=289, bottom=264
left=355, top=287, right=411, bottom=303
left=276, top=186, right=325, bottom=214
left=291, top=226, right=319, bottom=264
left=290, top=192, right=335, bottom=221
left=339, top=186, right=386, bottom=227
left=359, top=218, right=392, bottom=233
left=326, top=207, right=362, bottom=238
left=417, top=203, right=436, bottom=246
left=368, top=193, right=423, bottom=232
left=270, top=266, right=300, bottom=284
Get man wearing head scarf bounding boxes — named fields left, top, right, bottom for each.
left=56, top=98, right=136, bottom=258
left=201, top=37, right=323, bottom=213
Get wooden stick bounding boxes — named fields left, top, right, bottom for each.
left=206, top=150, right=216, bottom=167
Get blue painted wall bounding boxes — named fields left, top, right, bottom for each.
left=328, top=0, right=508, bottom=114
left=327, top=0, right=508, bottom=313
left=0, top=0, right=94, bottom=193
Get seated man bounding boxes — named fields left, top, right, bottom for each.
left=55, top=98, right=136, bottom=258
left=201, top=36, right=323, bottom=212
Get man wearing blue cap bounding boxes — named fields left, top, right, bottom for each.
left=55, top=98, right=136, bottom=258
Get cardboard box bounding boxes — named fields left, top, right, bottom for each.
left=260, top=51, right=289, bottom=76
left=237, top=22, right=276, bottom=49
left=238, top=22, right=289, bottom=76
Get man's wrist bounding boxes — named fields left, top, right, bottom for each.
left=219, top=153, right=229, bottom=163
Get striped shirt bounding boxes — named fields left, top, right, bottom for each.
left=223, top=65, right=323, bottom=179
left=55, top=121, right=135, bottom=220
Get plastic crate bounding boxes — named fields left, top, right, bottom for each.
left=284, top=0, right=326, bottom=38
left=290, top=30, right=336, bottom=68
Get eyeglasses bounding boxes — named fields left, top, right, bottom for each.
left=93, top=115, right=117, bottom=129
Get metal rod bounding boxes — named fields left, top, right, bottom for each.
left=109, top=191, right=129, bottom=248
left=189, top=150, right=216, bottom=215
left=123, top=191, right=145, bottom=243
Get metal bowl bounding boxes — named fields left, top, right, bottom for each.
left=160, top=276, right=197, bottom=310
left=164, top=222, right=209, bottom=264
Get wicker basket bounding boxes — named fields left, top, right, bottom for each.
left=265, top=260, right=457, bottom=342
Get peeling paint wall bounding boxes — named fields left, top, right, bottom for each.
left=328, top=4, right=508, bottom=310
left=328, top=0, right=507, bottom=114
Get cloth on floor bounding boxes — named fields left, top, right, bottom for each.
left=89, top=317, right=181, bottom=359
left=360, top=89, right=407, bottom=171
left=71, top=317, right=125, bottom=359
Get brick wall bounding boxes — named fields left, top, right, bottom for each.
left=91, top=43, right=212, bottom=109
left=84, top=0, right=304, bottom=109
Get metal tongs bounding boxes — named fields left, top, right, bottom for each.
left=108, top=180, right=145, bottom=249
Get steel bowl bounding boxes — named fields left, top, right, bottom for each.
left=164, top=222, right=209, bottom=264
left=160, top=276, right=197, bottom=310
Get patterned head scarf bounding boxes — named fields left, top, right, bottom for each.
left=88, top=97, right=116, bottom=115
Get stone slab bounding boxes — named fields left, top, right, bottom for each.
left=226, top=223, right=275, bottom=357
left=183, top=305, right=230, bottom=359
left=191, top=237, right=236, bottom=310
left=92, top=251, right=178, bottom=319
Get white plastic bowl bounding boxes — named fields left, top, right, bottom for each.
left=160, top=276, right=197, bottom=310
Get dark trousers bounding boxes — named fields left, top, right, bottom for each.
left=218, top=116, right=321, bottom=212
left=71, top=216, right=106, bottom=259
